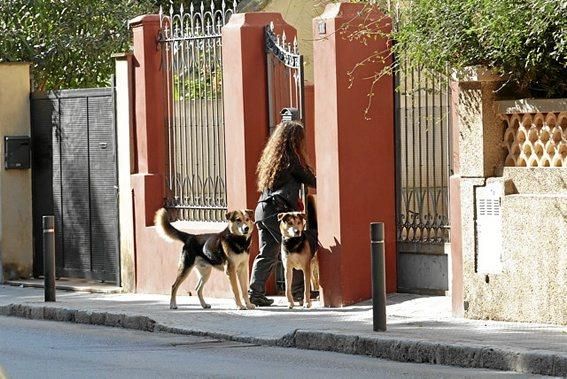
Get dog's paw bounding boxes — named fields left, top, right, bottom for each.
left=238, top=304, right=247, bottom=310
left=304, top=301, right=312, bottom=309
left=288, top=303, right=294, bottom=309
left=170, top=304, right=178, bottom=310
left=201, top=304, right=212, bottom=309
left=245, top=303, right=256, bottom=310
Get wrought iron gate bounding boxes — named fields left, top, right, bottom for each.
left=158, top=1, right=236, bottom=222
left=265, top=22, right=305, bottom=131
left=31, top=88, right=119, bottom=283
left=394, top=59, right=452, bottom=294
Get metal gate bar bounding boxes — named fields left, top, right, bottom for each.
left=395, top=58, right=451, bottom=246
left=159, top=1, right=236, bottom=222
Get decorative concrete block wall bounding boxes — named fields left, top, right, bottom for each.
left=500, top=102, right=567, bottom=167
left=452, top=92, right=567, bottom=325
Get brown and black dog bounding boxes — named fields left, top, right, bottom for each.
left=278, top=211, right=319, bottom=309
left=154, top=208, right=256, bottom=310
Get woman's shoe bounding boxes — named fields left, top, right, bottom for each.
left=249, top=294, right=274, bottom=307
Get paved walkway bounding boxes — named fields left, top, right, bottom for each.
left=1, top=284, right=566, bottom=376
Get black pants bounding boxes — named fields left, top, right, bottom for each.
left=249, top=201, right=304, bottom=296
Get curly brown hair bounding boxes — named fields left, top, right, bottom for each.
left=256, top=121, right=310, bottom=192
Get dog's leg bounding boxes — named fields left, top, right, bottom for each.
left=226, top=264, right=246, bottom=310
left=311, top=255, right=320, bottom=291
left=237, top=262, right=255, bottom=310
left=170, top=263, right=192, bottom=310
left=303, top=262, right=312, bottom=308
left=284, top=261, right=294, bottom=309
left=195, top=264, right=212, bottom=309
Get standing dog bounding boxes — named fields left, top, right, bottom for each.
left=154, top=208, right=256, bottom=310
left=278, top=211, right=319, bottom=309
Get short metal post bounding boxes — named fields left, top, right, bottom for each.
left=370, top=222, right=386, bottom=331
left=43, top=216, right=56, bottom=302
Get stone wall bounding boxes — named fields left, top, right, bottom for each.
left=453, top=87, right=567, bottom=324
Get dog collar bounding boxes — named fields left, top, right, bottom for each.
left=282, top=235, right=306, bottom=252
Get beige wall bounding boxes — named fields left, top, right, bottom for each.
left=0, top=63, right=33, bottom=280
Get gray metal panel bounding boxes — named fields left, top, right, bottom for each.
left=31, top=87, right=119, bottom=283
left=59, top=97, right=91, bottom=276
left=51, top=99, right=64, bottom=276
left=31, top=98, right=56, bottom=276
left=397, top=252, right=449, bottom=294
left=88, top=95, right=118, bottom=281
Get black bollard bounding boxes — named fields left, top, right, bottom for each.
left=43, top=216, right=56, bottom=302
left=370, top=222, right=386, bottom=331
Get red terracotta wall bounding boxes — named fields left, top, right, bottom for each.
left=128, top=8, right=398, bottom=306
left=129, top=15, right=233, bottom=297
left=313, top=3, right=396, bottom=307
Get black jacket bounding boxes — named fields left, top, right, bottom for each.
left=258, top=155, right=316, bottom=212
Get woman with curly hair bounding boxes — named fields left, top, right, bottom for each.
left=248, top=120, right=316, bottom=307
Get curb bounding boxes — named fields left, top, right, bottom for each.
left=1, top=303, right=565, bottom=377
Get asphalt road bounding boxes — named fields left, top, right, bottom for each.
left=0, top=316, right=542, bottom=379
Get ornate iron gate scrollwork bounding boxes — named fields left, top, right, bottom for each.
left=158, top=1, right=237, bottom=222
left=265, top=22, right=305, bottom=132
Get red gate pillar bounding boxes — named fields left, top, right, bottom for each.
left=222, top=13, right=296, bottom=294
left=129, top=15, right=167, bottom=226
left=222, top=13, right=296, bottom=212
left=129, top=15, right=172, bottom=294
left=313, top=3, right=396, bottom=307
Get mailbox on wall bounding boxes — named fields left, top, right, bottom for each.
left=280, top=107, right=300, bottom=123
left=4, top=136, right=31, bottom=169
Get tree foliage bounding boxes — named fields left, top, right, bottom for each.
left=0, top=0, right=155, bottom=90
left=352, top=0, right=567, bottom=98
left=0, top=0, right=226, bottom=90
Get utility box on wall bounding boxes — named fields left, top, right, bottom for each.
left=4, top=136, right=31, bottom=169
left=475, top=181, right=503, bottom=274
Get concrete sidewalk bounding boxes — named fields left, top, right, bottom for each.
left=1, top=284, right=565, bottom=377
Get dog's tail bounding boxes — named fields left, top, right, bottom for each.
left=154, top=208, right=191, bottom=243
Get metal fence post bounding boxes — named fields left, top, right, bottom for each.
left=370, top=222, right=386, bottom=331
left=43, top=216, right=56, bottom=302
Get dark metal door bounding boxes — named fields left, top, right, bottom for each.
left=31, top=88, right=119, bottom=283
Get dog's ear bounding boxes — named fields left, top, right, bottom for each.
left=244, top=209, right=254, bottom=219
left=277, top=213, right=287, bottom=222
left=225, top=211, right=235, bottom=221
